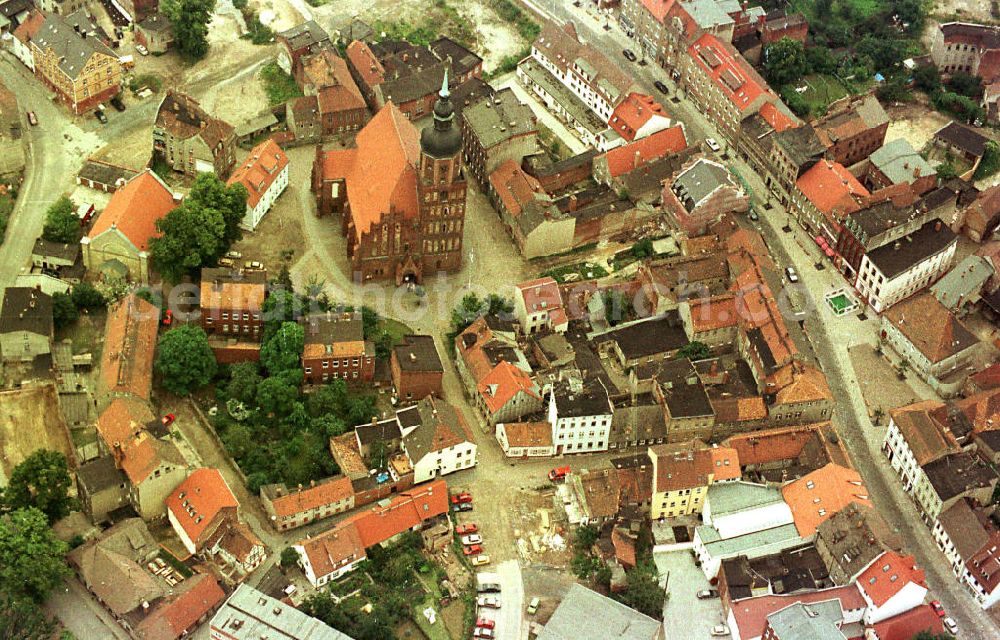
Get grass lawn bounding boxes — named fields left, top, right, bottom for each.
left=57, top=310, right=106, bottom=354
left=798, top=74, right=850, bottom=115
left=380, top=318, right=415, bottom=346
left=790, top=0, right=887, bottom=19
left=412, top=593, right=452, bottom=640
left=260, top=61, right=303, bottom=106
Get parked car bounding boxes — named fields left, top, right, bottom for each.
left=471, top=554, right=491, bottom=566
left=527, top=597, right=540, bottom=614
left=749, top=208, right=759, bottom=221
left=110, top=96, right=126, bottom=112
left=622, top=49, right=637, bottom=62
left=711, top=624, right=730, bottom=637
left=463, top=544, right=483, bottom=556
left=548, top=466, right=570, bottom=482
left=477, top=596, right=500, bottom=609
left=226, top=250, right=243, bottom=260
left=452, top=502, right=473, bottom=513
left=476, top=618, right=496, bottom=629
left=161, top=309, right=173, bottom=326
left=95, top=109, right=108, bottom=124
left=473, top=628, right=494, bottom=639
left=451, top=491, right=473, bottom=504
left=27, top=111, right=38, bottom=126
left=477, top=583, right=500, bottom=594
left=218, top=257, right=235, bottom=268
left=135, top=43, right=148, bottom=56
left=930, top=601, right=945, bottom=618
left=705, top=137, right=721, bottom=152
left=696, top=589, right=719, bottom=599
left=461, top=534, right=483, bottom=545
left=244, top=260, right=264, bottom=270
left=785, top=266, right=799, bottom=283
left=654, top=80, right=669, bottom=94
left=943, top=617, right=958, bottom=635
left=456, top=523, right=478, bottom=535
left=161, top=413, right=176, bottom=426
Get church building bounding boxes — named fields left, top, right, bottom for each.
left=311, top=72, right=467, bottom=284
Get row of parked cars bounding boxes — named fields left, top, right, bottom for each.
left=452, top=492, right=490, bottom=567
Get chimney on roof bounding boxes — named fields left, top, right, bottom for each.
left=935, top=220, right=942, bottom=232
left=410, top=352, right=417, bottom=362
left=569, top=194, right=578, bottom=212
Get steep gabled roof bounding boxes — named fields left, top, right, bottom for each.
left=883, top=292, right=978, bottom=364
left=88, top=170, right=177, bottom=252
left=857, top=551, right=926, bottom=607
left=166, top=468, right=239, bottom=548
left=227, top=138, right=289, bottom=209
left=478, top=360, right=540, bottom=414
left=604, top=125, right=687, bottom=178
left=781, top=463, right=871, bottom=537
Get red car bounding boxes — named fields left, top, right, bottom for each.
left=463, top=544, right=483, bottom=556
left=450, top=491, right=473, bottom=505
left=456, top=523, right=478, bottom=535
left=161, top=413, right=176, bottom=426
left=161, top=309, right=173, bottom=326
left=476, top=619, right=496, bottom=629
left=930, top=600, right=945, bottom=618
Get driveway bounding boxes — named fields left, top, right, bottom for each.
left=653, top=550, right=727, bottom=639
left=474, top=560, right=525, bottom=640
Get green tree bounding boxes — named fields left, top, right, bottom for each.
left=41, top=196, right=79, bottom=244
left=975, top=141, right=1000, bottom=180
left=361, top=306, right=379, bottom=338
left=804, top=46, right=837, bottom=75
left=780, top=85, right=810, bottom=117
left=226, top=362, right=261, bottom=404
left=368, top=439, right=388, bottom=469
left=51, top=292, right=78, bottom=329
left=449, top=293, right=514, bottom=336
left=154, top=325, right=218, bottom=395
left=256, top=370, right=302, bottom=415
left=150, top=201, right=227, bottom=283
left=373, top=330, right=394, bottom=360
left=948, top=72, right=982, bottom=98
left=70, top=282, right=105, bottom=311
left=280, top=546, right=299, bottom=568
left=162, top=0, right=216, bottom=60
left=0, top=508, right=70, bottom=602
left=574, top=524, right=600, bottom=550
left=346, top=395, right=378, bottom=426
left=615, top=570, right=664, bottom=620
left=631, top=238, right=654, bottom=259
left=261, top=321, right=305, bottom=374
left=913, top=64, right=942, bottom=94
left=186, top=172, right=248, bottom=246
left=313, top=414, right=348, bottom=438
left=677, top=341, right=711, bottom=361
left=0, top=592, right=57, bottom=640
left=307, top=379, right=348, bottom=417
left=1, top=450, right=74, bottom=524
left=763, top=37, right=808, bottom=87
left=381, top=553, right=416, bottom=584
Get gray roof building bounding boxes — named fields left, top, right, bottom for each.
left=707, top=481, right=784, bottom=517
left=278, top=20, right=330, bottom=53
left=401, top=396, right=473, bottom=462
left=393, top=335, right=443, bottom=372
left=869, top=138, right=936, bottom=186
left=537, top=583, right=662, bottom=640
left=865, top=219, right=956, bottom=280
left=931, top=254, right=995, bottom=312
left=33, top=11, right=116, bottom=80
left=814, top=501, right=902, bottom=583
left=671, top=158, right=734, bottom=212
left=765, top=600, right=846, bottom=640
left=0, top=287, right=52, bottom=336
left=922, top=451, right=998, bottom=503
left=462, top=88, right=538, bottom=150
left=211, top=584, right=355, bottom=640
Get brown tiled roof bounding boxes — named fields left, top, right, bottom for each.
left=577, top=468, right=622, bottom=520
left=346, top=40, right=385, bottom=88
left=156, top=91, right=234, bottom=152
left=781, top=463, right=871, bottom=537
left=774, top=364, right=831, bottom=405
left=266, top=475, right=355, bottom=518
left=199, top=268, right=267, bottom=312
left=227, top=138, right=288, bottom=209
left=723, top=422, right=850, bottom=470
left=501, top=421, right=553, bottom=448
left=88, top=170, right=177, bottom=251
left=883, top=292, right=979, bottom=364
left=166, top=468, right=239, bottom=548
left=649, top=441, right=740, bottom=493
left=134, top=573, right=225, bottom=640
left=99, top=295, right=159, bottom=401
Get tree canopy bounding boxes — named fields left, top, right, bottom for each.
left=614, top=570, right=665, bottom=620
left=162, top=0, right=216, bottom=61
left=51, top=292, right=78, bottom=330
left=0, top=508, right=70, bottom=602
left=0, top=591, right=57, bottom=640
left=260, top=322, right=305, bottom=375
left=763, top=38, right=809, bottom=87
left=149, top=174, right=247, bottom=283
left=41, top=196, right=79, bottom=244
left=154, top=325, right=218, bottom=395
left=1, top=450, right=74, bottom=524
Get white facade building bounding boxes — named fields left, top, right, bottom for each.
left=399, top=396, right=478, bottom=483
left=227, top=138, right=290, bottom=231
left=857, top=551, right=928, bottom=624
left=513, top=276, right=568, bottom=334
left=548, top=382, right=613, bottom=455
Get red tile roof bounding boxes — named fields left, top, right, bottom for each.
left=650, top=442, right=740, bottom=493
left=501, top=421, right=553, bottom=448
left=870, top=604, right=944, bottom=640
left=781, top=463, right=871, bottom=537
left=345, top=40, right=385, bottom=88
left=730, top=585, right=865, bottom=637
left=316, top=103, right=421, bottom=240
left=99, top=294, right=160, bottom=401
left=888, top=400, right=957, bottom=466
left=857, top=551, right=926, bottom=607
left=488, top=160, right=548, bottom=216
left=166, top=468, right=239, bottom=548
left=883, top=292, right=979, bottom=364
left=89, top=170, right=177, bottom=251
left=134, top=573, right=225, bottom=640
left=796, top=160, right=870, bottom=218
left=688, top=33, right=770, bottom=113
left=97, top=397, right=154, bottom=451
left=723, top=423, right=849, bottom=470
left=478, top=360, right=540, bottom=414
left=758, top=102, right=797, bottom=133
left=687, top=295, right=739, bottom=332
left=641, top=0, right=676, bottom=22
left=227, top=139, right=288, bottom=208
left=604, top=125, right=687, bottom=178
left=13, top=10, right=45, bottom=43
left=267, top=476, right=356, bottom=518
left=517, top=276, right=563, bottom=313
left=300, top=520, right=365, bottom=580
left=966, top=529, right=1000, bottom=596
left=350, top=479, right=450, bottom=548
left=608, top=93, right=669, bottom=142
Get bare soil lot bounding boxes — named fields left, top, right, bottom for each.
left=0, top=384, right=75, bottom=481
left=884, top=102, right=953, bottom=154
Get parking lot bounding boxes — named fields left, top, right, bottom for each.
left=653, top=550, right=729, bottom=639
left=475, top=561, right=525, bottom=640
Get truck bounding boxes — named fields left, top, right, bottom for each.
left=548, top=466, right=570, bottom=482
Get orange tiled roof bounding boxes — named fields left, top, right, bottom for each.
left=97, top=397, right=154, bottom=451
left=99, top=294, right=160, bottom=401
left=350, top=479, right=449, bottom=548
left=888, top=400, right=958, bottom=466
left=456, top=316, right=496, bottom=383
left=121, top=430, right=185, bottom=485
left=13, top=10, right=45, bottom=43
left=796, top=160, right=870, bottom=218
left=687, top=295, right=739, bottom=332
left=199, top=271, right=267, bottom=313
left=316, top=103, right=421, bottom=240
left=605, top=125, right=687, bottom=178
left=608, top=92, right=668, bottom=142
left=723, top=423, right=847, bottom=469
left=688, top=33, right=770, bottom=113
left=502, top=421, right=553, bottom=448
left=774, top=364, right=831, bottom=405
left=166, top=469, right=239, bottom=548
left=781, top=463, right=871, bottom=537
left=650, top=442, right=740, bottom=493
left=88, top=170, right=177, bottom=251
left=227, top=138, right=289, bottom=209
left=478, top=360, right=540, bottom=414
left=345, top=40, right=385, bottom=88
left=300, top=520, right=365, bottom=579
left=488, top=159, right=547, bottom=217
left=758, top=101, right=797, bottom=133
left=134, top=573, right=225, bottom=640
left=956, top=388, right=1000, bottom=433
left=857, top=551, right=926, bottom=607
left=883, top=292, right=978, bottom=364
left=641, top=0, right=676, bottom=22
